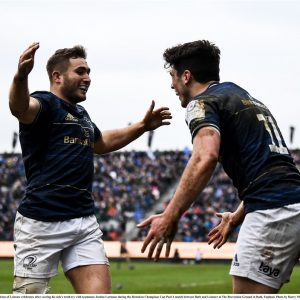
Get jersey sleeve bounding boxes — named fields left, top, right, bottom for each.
left=29, top=91, right=52, bottom=125
left=185, top=96, right=220, bottom=140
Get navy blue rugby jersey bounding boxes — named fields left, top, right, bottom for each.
left=185, top=82, right=300, bottom=213
left=18, top=91, right=101, bottom=221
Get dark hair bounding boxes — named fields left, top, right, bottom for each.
left=46, top=45, right=87, bottom=82
left=163, top=40, right=220, bottom=83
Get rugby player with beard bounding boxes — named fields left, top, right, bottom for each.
left=9, top=42, right=172, bottom=294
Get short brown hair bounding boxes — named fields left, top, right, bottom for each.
left=163, top=40, right=220, bottom=83
left=46, top=45, right=87, bottom=82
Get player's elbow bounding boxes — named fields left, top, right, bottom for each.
left=94, top=135, right=113, bottom=155
left=203, top=152, right=219, bottom=169
left=193, top=151, right=218, bottom=171
left=9, top=104, right=22, bottom=118
left=9, top=104, right=27, bottom=119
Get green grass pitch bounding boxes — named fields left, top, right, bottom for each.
left=1, top=259, right=300, bottom=294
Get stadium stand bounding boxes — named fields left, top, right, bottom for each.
left=1, top=150, right=300, bottom=244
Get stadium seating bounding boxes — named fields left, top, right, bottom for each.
left=1, top=150, right=300, bottom=243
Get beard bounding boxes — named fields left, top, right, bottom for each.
left=180, top=96, right=190, bottom=108
left=60, top=76, right=86, bottom=104
left=177, top=88, right=190, bottom=108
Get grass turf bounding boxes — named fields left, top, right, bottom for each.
left=1, top=259, right=299, bottom=294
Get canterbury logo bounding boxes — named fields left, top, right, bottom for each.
left=65, top=113, right=78, bottom=122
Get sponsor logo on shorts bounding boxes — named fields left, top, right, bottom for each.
left=232, top=254, right=239, bottom=267
left=258, top=261, right=280, bottom=278
left=23, top=255, right=37, bottom=269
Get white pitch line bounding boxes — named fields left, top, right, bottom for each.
left=180, top=281, right=224, bottom=288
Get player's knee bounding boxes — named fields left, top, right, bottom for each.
left=13, top=276, right=50, bottom=294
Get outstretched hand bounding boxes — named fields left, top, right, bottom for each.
left=16, top=42, right=40, bottom=80
left=142, top=100, right=172, bottom=131
left=207, top=212, right=235, bottom=249
left=137, top=213, right=178, bottom=261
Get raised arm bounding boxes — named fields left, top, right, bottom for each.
left=9, top=42, right=41, bottom=124
left=137, top=127, right=220, bottom=260
left=94, top=100, right=171, bottom=155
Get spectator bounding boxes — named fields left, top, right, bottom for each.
left=1, top=149, right=300, bottom=242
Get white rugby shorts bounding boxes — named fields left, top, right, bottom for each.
left=14, top=212, right=109, bottom=278
left=230, top=202, right=300, bottom=289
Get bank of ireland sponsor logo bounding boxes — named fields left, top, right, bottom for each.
left=23, top=255, right=38, bottom=269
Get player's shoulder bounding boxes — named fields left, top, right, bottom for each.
left=194, top=82, right=246, bottom=105
left=207, top=82, right=249, bottom=95
left=76, top=103, right=87, bottom=113
left=30, top=91, right=60, bottom=108
left=30, top=90, right=54, bottom=101
left=206, top=82, right=255, bottom=108
left=76, top=104, right=92, bottom=120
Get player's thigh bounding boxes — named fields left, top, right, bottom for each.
left=232, top=275, right=278, bottom=294
left=61, top=215, right=111, bottom=293
left=66, top=264, right=111, bottom=294
left=61, top=215, right=109, bottom=273
left=14, top=212, right=62, bottom=278
left=230, top=203, right=300, bottom=291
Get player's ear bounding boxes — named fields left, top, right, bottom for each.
left=52, top=71, right=62, bottom=84
left=182, top=70, right=192, bottom=85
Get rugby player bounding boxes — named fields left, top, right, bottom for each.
left=9, top=42, right=172, bottom=294
left=138, top=40, right=300, bottom=293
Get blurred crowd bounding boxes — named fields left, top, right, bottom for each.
left=0, top=151, right=187, bottom=241
left=0, top=154, right=25, bottom=240
left=92, top=150, right=188, bottom=241
left=136, top=163, right=241, bottom=242
left=1, top=149, right=300, bottom=243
